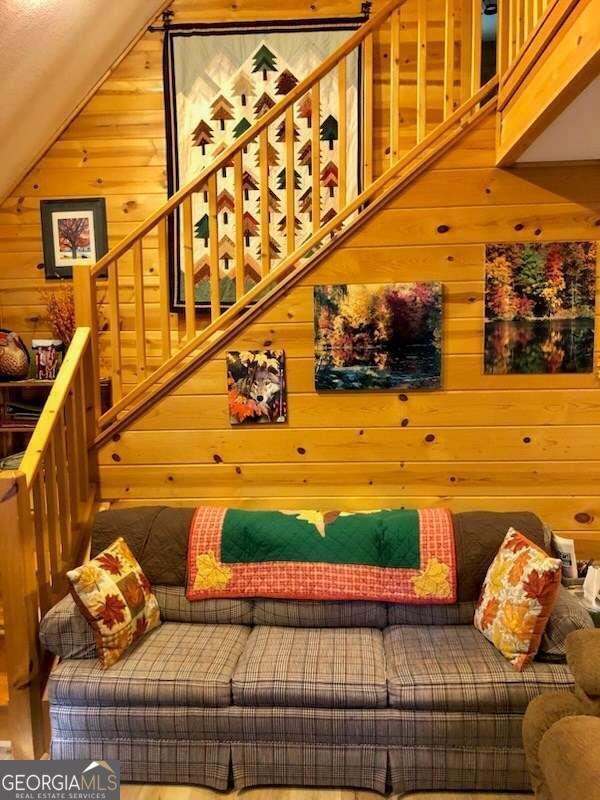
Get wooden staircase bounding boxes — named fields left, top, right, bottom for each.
left=70, top=0, right=495, bottom=448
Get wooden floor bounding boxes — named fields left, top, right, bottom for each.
left=121, top=788, right=532, bottom=799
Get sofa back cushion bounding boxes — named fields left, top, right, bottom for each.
left=155, top=585, right=253, bottom=625
left=253, top=598, right=387, bottom=628
left=387, top=601, right=476, bottom=626
left=91, top=506, right=193, bottom=586
left=453, top=511, right=546, bottom=601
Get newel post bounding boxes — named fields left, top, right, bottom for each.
left=73, top=264, right=101, bottom=441
left=0, top=471, right=47, bottom=759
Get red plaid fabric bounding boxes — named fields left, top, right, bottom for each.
left=187, top=507, right=456, bottom=603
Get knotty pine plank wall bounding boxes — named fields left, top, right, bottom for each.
left=99, top=113, right=600, bottom=557
left=0, top=0, right=454, bottom=362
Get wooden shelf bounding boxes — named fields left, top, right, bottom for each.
left=0, top=423, right=38, bottom=433
left=0, top=380, right=53, bottom=389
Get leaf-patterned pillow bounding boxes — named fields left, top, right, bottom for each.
left=67, top=537, right=160, bottom=668
left=474, top=528, right=561, bottom=671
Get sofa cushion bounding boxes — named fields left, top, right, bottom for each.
left=48, top=622, right=249, bottom=707
left=232, top=626, right=387, bottom=708
left=156, top=585, right=253, bottom=625
left=538, top=585, right=594, bottom=662
left=384, top=625, right=574, bottom=713
left=40, top=594, right=96, bottom=660
left=387, top=601, right=475, bottom=626
left=253, top=599, right=387, bottom=628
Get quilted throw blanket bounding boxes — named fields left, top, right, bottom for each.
left=187, top=507, right=456, bottom=603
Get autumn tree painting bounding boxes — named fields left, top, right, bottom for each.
left=57, top=216, right=91, bottom=259
left=484, top=241, right=596, bottom=374
left=314, top=282, right=442, bottom=390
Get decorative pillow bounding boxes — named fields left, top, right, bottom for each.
left=474, top=528, right=561, bottom=671
left=67, top=537, right=160, bottom=668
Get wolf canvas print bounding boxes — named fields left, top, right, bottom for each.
left=227, top=350, right=287, bottom=425
left=484, top=241, right=596, bottom=374
left=314, top=282, right=442, bottom=391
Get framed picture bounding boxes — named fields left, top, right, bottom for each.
left=314, top=282, right=443, bottom=391
left=484, top=241, right=596, bottom=374
left=40, top=198, right=108, bottom=279
left=227, top=349, right=287, bottom=425
left=32, top=339, right=64, bottom=380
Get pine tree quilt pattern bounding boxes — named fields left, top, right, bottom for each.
left=164, top=20, right=363, bottom=308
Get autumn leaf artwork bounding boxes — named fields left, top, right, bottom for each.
left=314, top=283, right=442, bottom=391
left=484, top=241, right=596, bottom=374
left=227, top=350, right=287, bottom=425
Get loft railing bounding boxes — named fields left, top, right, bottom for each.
left=0, top=328, right=98, bottom=759
left=497, top=0, right=556, bottom=76
left=72, top=0, right=487, bottom=436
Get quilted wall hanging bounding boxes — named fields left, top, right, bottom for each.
left=164, top=18, right=364, bottom=309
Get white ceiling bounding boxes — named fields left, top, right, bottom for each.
left=517, top=73, right=600, bottom=162
left=0, top=0, right=166, bottom=201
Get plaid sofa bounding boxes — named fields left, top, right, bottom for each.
left=40, top=510, right=593, bottom=794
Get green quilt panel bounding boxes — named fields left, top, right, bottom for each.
left=220, top=508, right=420, bottom=568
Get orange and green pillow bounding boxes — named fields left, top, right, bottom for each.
left=67, top=537, right=160, bottom=668
left=474, top=527, right=561, bottom=671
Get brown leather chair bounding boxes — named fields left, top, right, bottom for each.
left=523, top=629, right=600, bottom=800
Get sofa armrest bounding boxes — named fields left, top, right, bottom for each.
left=538, top=585, right=593, bottom=662
left=39, top=594, right=96, bottom=660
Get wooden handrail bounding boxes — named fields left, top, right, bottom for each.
left=96, top=77, right=499, bottom=439
left=19, top=327, right=91, bottom=485
left=89, top=0, right=405, bottom=279
left=0, top=325, right=99, bottom=759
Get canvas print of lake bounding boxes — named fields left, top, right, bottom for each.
left=484, top=242, right=596, bottom=374
left=314, top=282, right=442, bottom=391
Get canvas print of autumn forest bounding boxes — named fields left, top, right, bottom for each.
left=314, top=283, right=442, bottom=391
left=227, top=350, right=287, bottom=425
left=485, top=242, right=596, bottom=374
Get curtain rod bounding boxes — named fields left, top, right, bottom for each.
left=148, top=3, right=372, bottom=33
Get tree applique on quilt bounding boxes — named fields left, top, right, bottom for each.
left=194, top=551, right=232, bottom=590
left=411, top=557, right=451, bottom=598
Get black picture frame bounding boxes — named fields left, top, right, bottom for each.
left=40, top=198, right=108, bottom=279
